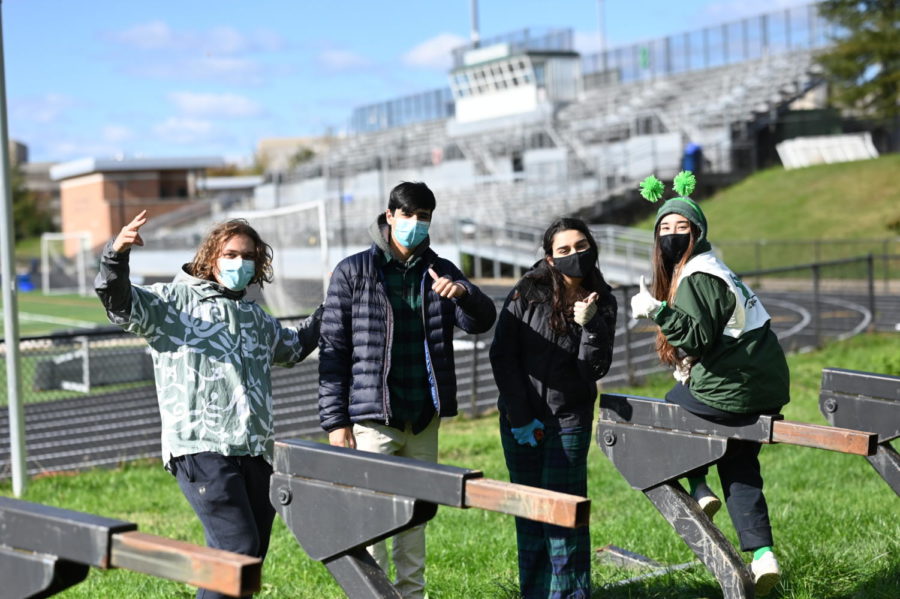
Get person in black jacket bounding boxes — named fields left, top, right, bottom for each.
left=490, top=217, right=617, bottom=599
left=317, top=181, right=496, bottom=598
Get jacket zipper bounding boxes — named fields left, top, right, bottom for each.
left=421, top=264, right=440, bottom=414
left=376, top=263, right=393, bottom=420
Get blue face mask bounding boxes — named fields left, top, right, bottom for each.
left=392, top=217, right=430, bottom=249
left=217, top=257, right=255, bottom=291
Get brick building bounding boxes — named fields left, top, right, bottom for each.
left=50, top=156, right=225, bottom=254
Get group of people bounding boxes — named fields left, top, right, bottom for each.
left=96, top=174, right=789, bottom=599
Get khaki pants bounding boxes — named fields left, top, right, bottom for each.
left=353, top=415, right=440, bottom=599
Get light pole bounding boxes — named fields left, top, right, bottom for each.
left=0, top=0, right=26, bottom=496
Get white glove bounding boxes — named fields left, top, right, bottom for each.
left=573, top=292, right=599, bottom=326
left=629, top=276, right=663, bottom=319
left=673, top=357, right=693, bottom=384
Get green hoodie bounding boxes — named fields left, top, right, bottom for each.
left=651, top=198, right=790, bottom=413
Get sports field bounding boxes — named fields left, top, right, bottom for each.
left=0, top=292, right=109, bottom=338
left=2, top=333, right=897, bottom=598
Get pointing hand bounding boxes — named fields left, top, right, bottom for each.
left=112, top=210, right=148, bottom=253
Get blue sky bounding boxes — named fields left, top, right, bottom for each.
left=4, top=0, right=812, bottom=164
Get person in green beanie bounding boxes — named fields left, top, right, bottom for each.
left=629, top=171, right=789, bottom=597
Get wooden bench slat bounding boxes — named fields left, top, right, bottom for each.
left=110, top=531, right=262, bottom=596
left=771, top=421, right=877, bottom=456
left=463, top=478, right=590, bottom=528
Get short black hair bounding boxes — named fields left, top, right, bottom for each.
left=387, top=181, right=436, bottom=214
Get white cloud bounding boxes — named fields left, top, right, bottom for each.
left=402, top=33, right=467, bottom=70
left=107, top=20, right=176, bottom=51
left=11, top=94, right=75, bottom=124
left=46, top=139, right=130, bottom=161
left=318, top=48, right=372, bottom=72
left=106, top=21, right=287, bottom=55
left=102, top=125, right=134, bottom=143
left=153, top=117, right=216, bottom=145
left=168, top=92, right=264, bottom=118
left=130, top=56, right=267, bottom=86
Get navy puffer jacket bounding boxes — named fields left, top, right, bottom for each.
left=318, top=227, right=496, bottom=432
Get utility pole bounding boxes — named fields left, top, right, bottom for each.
left=470, top=0, right=480, bottom=48
left=0, top=0, right=27, bottom=496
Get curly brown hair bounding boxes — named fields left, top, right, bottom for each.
left=187, top=219, right=274, bottom=288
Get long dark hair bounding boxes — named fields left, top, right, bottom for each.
left=651, top=221, right=700, bottom=365
left=519, top=217, right=609, bottom=335
left=188, top=219, right=274, bottom=288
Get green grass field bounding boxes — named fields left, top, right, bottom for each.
left=0, top=292, right=110, bottom=338
left=2, top=332, right=897, bottom=598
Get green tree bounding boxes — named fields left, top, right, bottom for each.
left=11, top=165, right=51, bottom=242
left=287, top=146, right=315, bottom=170
left=815, top=1, right=899, bottom=130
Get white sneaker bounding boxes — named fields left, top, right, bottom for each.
left=691, top=482, right=721, bottom=519
left=750, top=551, right=781, bottom=597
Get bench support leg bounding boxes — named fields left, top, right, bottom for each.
left=0, top=546, right=89, bottom=599
left=272, top=474, right=440, bottom=598
left=644, top=483, right=755, bottom=599
left=867, top=443, right=900, bottom=496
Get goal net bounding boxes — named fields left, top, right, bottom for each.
left=228, top=201, right=329, bottom=317
left=41, top=231, right=94, bottom=296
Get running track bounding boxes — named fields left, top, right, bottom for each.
left=2, top=288, right=898, bottom=479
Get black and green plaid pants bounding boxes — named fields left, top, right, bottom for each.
left=500, top=418, right=591, bottom=599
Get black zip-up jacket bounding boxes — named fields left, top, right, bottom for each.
left=318, top=216, right=497, bottom=432
left=490, top=275, right=617, bottom=429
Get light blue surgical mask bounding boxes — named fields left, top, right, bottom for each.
left=217, top=257, right=255, bottom=291
left=392, top=217, right=430, bottom=249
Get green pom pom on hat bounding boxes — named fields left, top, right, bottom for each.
left=640, top=170, right=712, bottom=255
left=673, top=170, right=696, bottom=197
left=639, top=175, right=665, bottom=203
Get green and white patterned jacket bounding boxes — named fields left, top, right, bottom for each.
left=95, top=242, right=321, bottom=465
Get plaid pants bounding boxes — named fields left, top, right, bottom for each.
left=500, top=418, right=591, bottom=599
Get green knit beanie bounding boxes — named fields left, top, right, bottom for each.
left=639, top=171, right=711, bottom=254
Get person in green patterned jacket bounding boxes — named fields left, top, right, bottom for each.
left=629, top=172, right=789, bottom=597
left=95, top=210, right=322, bottom=599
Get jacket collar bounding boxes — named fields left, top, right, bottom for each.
left=174, top=264, right=247, bottom=301
left=369, top=213, right=432, bottom=265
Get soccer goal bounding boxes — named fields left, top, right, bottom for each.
left=227, top=200, right=329, bottom=317
left=40, top=231, right=93, bottom=297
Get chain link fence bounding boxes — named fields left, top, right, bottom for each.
left=2, top=254, right=899, bottom=478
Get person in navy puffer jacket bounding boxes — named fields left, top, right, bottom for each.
left=318, top=181, right=496, bottom=598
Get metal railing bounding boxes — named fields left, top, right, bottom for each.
left=581, top=2, right=831, bottom=83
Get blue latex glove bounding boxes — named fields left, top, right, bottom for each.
left=511, top=419, right=545, bottom=447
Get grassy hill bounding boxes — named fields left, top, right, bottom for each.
left=633, top=154, right=900, bottom=270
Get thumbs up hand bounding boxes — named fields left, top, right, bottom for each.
left=630, top=276, right=663, bottom=319
left=573, top=291, right=599, bottom=326
left=429, top=268, right=467, bottom=299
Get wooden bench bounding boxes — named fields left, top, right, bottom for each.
left=270, top=439, right=589, bottom=598
left=596, top=392, right=879, bottom=599
left=0, top=497, right=261, bottom=598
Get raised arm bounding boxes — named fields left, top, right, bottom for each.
left=94, top=211, right=148, bottom=324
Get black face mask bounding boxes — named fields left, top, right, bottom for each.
left=659, top=233, right=691, bottom=270
left=552, top=247, right=597, bottom=279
